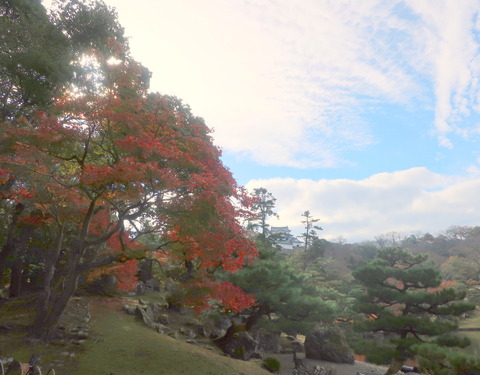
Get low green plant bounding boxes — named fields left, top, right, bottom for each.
left=262, top=357, right=280, bottom=373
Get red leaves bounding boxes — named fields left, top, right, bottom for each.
left=0, top=67, right=258, bottom=308
left=209, top=282, right=257, bottom=312
left=86, top=259, right=139, bottom=291
left=185, top=280, right=257, bottom=313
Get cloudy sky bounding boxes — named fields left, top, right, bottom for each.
left=99, top=0, right=480, bottom=242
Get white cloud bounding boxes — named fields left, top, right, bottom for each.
left=94, top=1, right=480, bottom=167
left=246, top=167, right=480, bottom=242
left=106, top=0, right=423, bottom=167
left=405, top=0, right=480, bottom=145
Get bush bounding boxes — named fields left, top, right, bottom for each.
left=262, top=357, right=280, bottom=373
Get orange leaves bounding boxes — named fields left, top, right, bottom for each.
left=428, top=280, right=457, bottom=293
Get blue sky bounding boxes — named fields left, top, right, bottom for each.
left=72, top=0, right=480, bottom=242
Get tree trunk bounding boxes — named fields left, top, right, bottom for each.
left=29, top=225, right=71, bottom=341
left=8, top=222, right=35, bottom=298
left=30, top=260, right=81, bottom=340
left=0, top=203, right=24, bottom=287
left=8, top=257, right=24, bottom=298
left=138, top=258, right=153, bottom=282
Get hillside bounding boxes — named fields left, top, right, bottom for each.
left=0, top=296, right=272, bottom=375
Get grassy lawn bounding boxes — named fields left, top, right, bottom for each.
left=70, top=300, right=271, bottom=375
left=0, top=296, right=272, bottom=375
left=460, top=311, right=480, bottom=329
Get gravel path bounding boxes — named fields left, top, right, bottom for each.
left=271, top=353, right=390, bottom=375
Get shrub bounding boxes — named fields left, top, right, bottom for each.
left=262, top=357, right=280, bottom=373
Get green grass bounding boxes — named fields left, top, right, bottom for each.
left=0, top=296, right=272, bottom=375
left=70, top=301, right=271, bottom=375
left=460, top=311, right=480, bottom=329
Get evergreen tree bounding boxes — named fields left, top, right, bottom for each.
left=247, top=187, right=278, bottom=242
left=352, top=247, right=475, bottom=375
left=0, top=0, right=129, bottom=121
left=223, top=240, right=335, bottom=334
left=0, top=0, right=71, bottom=120
left=300, top=210, right=322, bottom=252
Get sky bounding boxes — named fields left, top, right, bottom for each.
left=73, top=1, right=480, bottom=242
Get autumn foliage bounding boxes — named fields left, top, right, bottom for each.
left=0, top=45, right=257, bottom=338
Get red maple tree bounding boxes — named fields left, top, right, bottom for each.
left=0, top=49, right=257, bottom=340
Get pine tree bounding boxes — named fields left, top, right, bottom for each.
left=300, top=210, right=322, bottom=252
left=247, top=187, right=278, bottom=242
left=352, top=247, right=475, bottom=375
left=223, top=240, right=335, bottom=334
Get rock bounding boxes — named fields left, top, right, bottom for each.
left=280, top=334, right=305, bottom=353
left=145, top=278, right=161, bottom=291
left=135, top=305, right=156, bottom=329
left=209, top=328, right=226, bottom=340
left=255, top=329, right=281, bottom=353
left=401, top=365, right=420, bottom=373
left=179, top=327, right=196, bottom=339
left=145, top=303, right=169, bottom=323
left=145, top=303, right=160, bottom=321
left=250, top=352, right=263, bottom=359
left=154, top=324, right=168, bottom=334
left=304, top=327, right=354, bottom=364
left=76, top=331, right=89, bottom=339
left=138, top=298, right=147, bottom=306
left=217, top=331, right=257, bottom=360
left=136, top=281, right=146, bottom=295
left=193, top=324, right=208, bottom=337
left=215, top=316, right=232, bottom=331
left=293, top=364, right=337, bottom=375
left=292, top=339, right=305, bottom=353
left=135, top=303, right=169, bottom=329
left=157, top=313, right=169, bottom=325
left=123, top=304, right=136, bottom=315
left=185, top=320, right=208, bottom=337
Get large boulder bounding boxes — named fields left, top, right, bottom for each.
left=220, top=331, right=257, bottom=360
left=255, top=329, right=281, bottom=353
left=280, top=334, right=305, bottom=353
left=214, top=325, right=257, bottom=360
left=304, top=327, right=354, bottom=364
